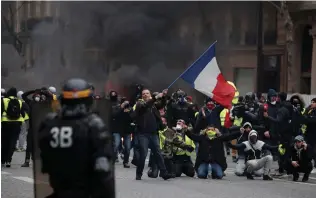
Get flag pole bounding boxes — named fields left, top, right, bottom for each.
left=167, top=40, right=218, bottom=89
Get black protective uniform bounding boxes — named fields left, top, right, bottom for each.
left=38, top=78, right=115, bottom=198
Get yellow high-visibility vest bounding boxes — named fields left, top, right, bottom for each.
left=233, top=117, right=243, bottom=127
left=173, top=134, right=195, bottom=156
left=2, top=97, right=24, bottom=122
left=220, top=109, right=229, bottom=126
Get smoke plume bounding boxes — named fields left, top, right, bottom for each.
left=1, top=1, right=254, bottom=100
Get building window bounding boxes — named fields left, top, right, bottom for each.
left=234, top=68, right=255, bottom=96
left=263, top=3, right=277, bottom=44
left=229, top=12, right=241, bottom=45
left=244, top=2, right=257, bottom=45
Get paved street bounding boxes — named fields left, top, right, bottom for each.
left=2, top=151, right=316, bottom=198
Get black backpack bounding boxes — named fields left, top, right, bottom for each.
left=6, top=98, right=21, bottom=120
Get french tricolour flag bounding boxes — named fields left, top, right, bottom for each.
left=180, top=41, right=235, bottom=108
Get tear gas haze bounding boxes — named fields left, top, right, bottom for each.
left=1, top=1, right=253, bottom=97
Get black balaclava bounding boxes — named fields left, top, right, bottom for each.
left=109, top=91, right=118, bottom=102
left=248, top=130, right=258, bottom=145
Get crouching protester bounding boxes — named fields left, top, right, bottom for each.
left=148, top=119, right=195, bottom=178
left=283, top=135, right=313, bottom=182
left=172, top=119, right=195, bottom=177
left=186, top=125, right=242, bottom=179
left=227, top=130, right=277, bottom=180
left=230, top=122, right=265, bottom=177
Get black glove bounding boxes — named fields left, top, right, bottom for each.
left=184, top=145, right=194, bottom=152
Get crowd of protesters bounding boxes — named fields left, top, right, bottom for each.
left=1, top=83, right=316, bottom=183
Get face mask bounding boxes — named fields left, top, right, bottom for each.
left=206, top=130, right=216, bottom=140
left=270, top=101, right=276, bottom=105
left=175, top=124, right=182, bottom=131
left=249, top=135, right=257, bottom=144
left=34, top=97, right=40, bottom=102
left=206, top=103, right=215, bottom=110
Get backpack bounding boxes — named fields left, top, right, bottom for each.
left=6, top=98, right=21, bottom=119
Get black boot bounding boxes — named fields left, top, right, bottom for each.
left=293, top=172, right=299, bottom=181
left=21, top=162, right=30, bottom=167
left=159, top=171, right=172, bottom=180
left=263, top=175, right=273, bottom=180
left=136, top=173, right=142, bottom=180
left=246, top=172, right=254, bottom=180
left=302, top=173, right=309, bottom=182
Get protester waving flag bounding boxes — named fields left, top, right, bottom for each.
left=169, top=41, right=236, bottom=109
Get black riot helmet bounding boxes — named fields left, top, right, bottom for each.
left=59, top=78, right=94, bottom=117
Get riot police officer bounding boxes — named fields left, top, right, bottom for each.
left=38, top=78, right=115, bottom=198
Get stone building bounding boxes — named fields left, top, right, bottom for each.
left=2, top=1, right=316, bottom=95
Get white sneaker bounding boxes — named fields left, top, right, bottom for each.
left=311, top=168, right=316, bottom=174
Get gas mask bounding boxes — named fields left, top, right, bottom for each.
left=41, top=95, right=46, bottom=101
left=178, top=96, right=187, bottom=104
left=175, top=124, right=183, bottom=131
left=249, top=135, right=258, bottom=144
left=34, top=96, right=40, bottom=102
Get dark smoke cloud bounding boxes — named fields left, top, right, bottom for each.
left=2, top=1, right=238, bottom=99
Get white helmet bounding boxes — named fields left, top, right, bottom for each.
left=48, top=86, right=56, bottom=94
left=1, top=88, right=5, bottom=94
left=17, top=91, right=24, bottom=99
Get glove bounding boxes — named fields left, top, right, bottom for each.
left=184, top=145, right=194, bottom=152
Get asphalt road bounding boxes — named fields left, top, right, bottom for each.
left=2, top=151, right=316, bottom=198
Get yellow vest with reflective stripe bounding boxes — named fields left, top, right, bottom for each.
left=173, top=134, right=195, bottom=156
left=220, top=109, right=229, bottom=126
left=18, top=99, right=29, bottom=120
left=2, top=97, right=24, bottom=122
left=158, top=128, right=168, bottom=149
left=233, top=117, right=243, bottom=127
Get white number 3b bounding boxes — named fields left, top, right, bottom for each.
left=50, top=127, right=73, bottom=148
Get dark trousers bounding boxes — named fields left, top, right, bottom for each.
left=136, top=133, right=166, bottom=176
left=1, top=122, right=21, bottom=163
left=149, top=157, right=174, bottom=178
left=306, top=138, right=316, bottom=168
left=131, top=134, right=140, bottom=164
left=174, top=161, right=195, bottom=177
left=25, top=128, right=33, bottom=162
left=287, top=162, right=313, bottom=175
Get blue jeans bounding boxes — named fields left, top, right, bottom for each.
left=136, top=133, right=166, bottom=176
left=113, top=133, right=132, bottom=164
left=197, top=162, right=223, bottom=179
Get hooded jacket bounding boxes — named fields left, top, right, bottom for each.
left=228, top=130, right=278, bottom=162
left=266, top=101, right=293, bottom=142
left=285, top=143, right=313, bottom=168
